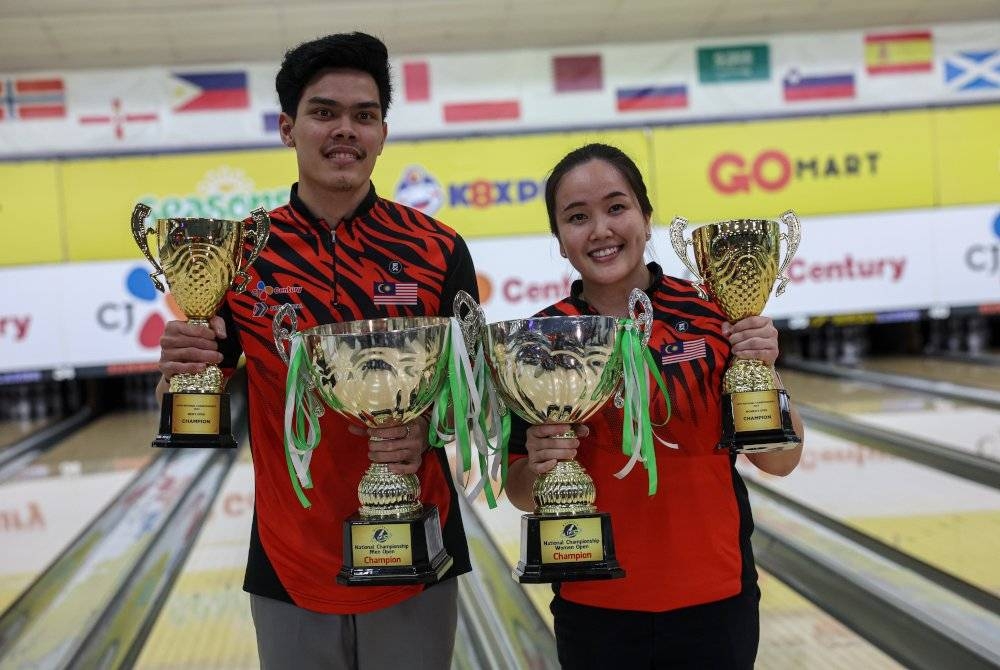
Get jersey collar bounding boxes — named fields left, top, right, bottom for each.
left=288, top=181, right=379, bottom=231
left=567, top=261, right=664, bottom=313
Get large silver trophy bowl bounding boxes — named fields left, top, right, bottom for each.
left=273, top=305, right=453, bottom=586
left=482, top=290, right=652, bottom=583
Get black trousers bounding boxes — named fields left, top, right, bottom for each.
left=550, top=585, right=760, bottom=670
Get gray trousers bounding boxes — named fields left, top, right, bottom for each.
left=249, top=579, right=458, bottom=670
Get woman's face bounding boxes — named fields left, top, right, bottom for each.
left=554, top=159, right=651, bottom=291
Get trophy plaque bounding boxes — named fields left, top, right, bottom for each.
left=131, top=203, right=269, bottom=448
left=273, top=305, right=460, bottom=586
left=670, top=211, right=802, bottom=453
left=482, top=291, right=652, bottom=583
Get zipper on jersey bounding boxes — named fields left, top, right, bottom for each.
left=330, top=227, right=340, bottom=305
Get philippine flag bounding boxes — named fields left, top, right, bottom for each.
left=172, top=71, right=249, bottom=113
left=616, top=85, right=687, bottom=112
left=783, top=70, right=856, bottom=102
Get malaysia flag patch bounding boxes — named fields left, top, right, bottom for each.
left=661, top=338, right=706, bottom=365
left=373, top=281, right=419, bottom=305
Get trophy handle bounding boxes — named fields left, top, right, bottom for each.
left=668, top=216, right=708, bottom=301
left=775, top=210, right=802, bottom=297
left=272, top=303, right=298, bottom=366
left=453, top=290, right=485, bottom=353
left=272, top=303, right=324, bottom=418
left=233, top=207, right=271, bottom=293
left=615, top=288, right=655, bottom=409
left=130, top=203, right=166, bottom=292
left=627, top=288, right=654, bottom=347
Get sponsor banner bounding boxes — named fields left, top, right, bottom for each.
left=653, top=109, right=936, bottom=221
left=469, top=205, right=1000, bottom=325
left=1, top=205, right=995, bottom=374
left=60, top=149, right=294, bottom=261
left=373, top=129, right=651, bottom=239
left=0, top=260, right=181, bottom=373
left=0, top=162, right=63, bottom=265
left=933, top=105, right=1000, bottom=206
left=925, top=205, right=1000, bottom=309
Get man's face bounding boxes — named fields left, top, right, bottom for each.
left=279, top=68, right=387, bottom=196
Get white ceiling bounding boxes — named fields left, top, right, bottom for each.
left=1, top=0, right=998, bottom=72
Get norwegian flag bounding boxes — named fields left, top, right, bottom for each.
left=0, top=77, right=66, bottom=121
left=373, top=281, right=418, bottom=305
left=661, top=338, right=707, bottom=365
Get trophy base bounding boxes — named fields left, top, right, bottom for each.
left=153, top=392, right=236, bottom=449
left=718, top=388, right=800, bottom=454
left=337, top=506, right=453, bottom=586
left=513, top=511, right=624, bottom=584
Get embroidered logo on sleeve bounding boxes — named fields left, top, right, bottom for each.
left=373, top=281, right=419, bottom=305
left=661, top=338, right=706, bottom=365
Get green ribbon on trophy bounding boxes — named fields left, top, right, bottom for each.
left=615, top=310, right=672, bottom=497
left=428, top=294, right=511, bottom=509
left=282, top=333, right=325, bottom=508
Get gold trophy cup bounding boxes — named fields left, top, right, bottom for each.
left=272, top=303, right=461, bottom=585
left=131, top=203, right=269, bottom=448
left=670, top=211, right=801, bottom=453
left=482, top=290, right=652, bottom=583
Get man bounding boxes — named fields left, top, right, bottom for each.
left=156, top=32, right=476, bottom=669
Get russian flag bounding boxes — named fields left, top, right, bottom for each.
left=172, top=71, right=249, bottom=112
left=616, top=85, right=687, bottom=112
left=783, top=71, right=856, bottom=102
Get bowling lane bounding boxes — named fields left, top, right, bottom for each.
left=781, top=368, right=1000, bottom=461
left=738, top=422, right=1000, bottom=597
left=134, top=444, right=256, bottom=670
left=469, top=494, right=901, bottom=669
left=0, top=418, right=53, bottom=450
left=0, top=410, right=157, bottom=612
left=859, top=356, right=999, bottom=392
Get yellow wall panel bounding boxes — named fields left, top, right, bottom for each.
left=374, top=129, right=652, bottom=238
left=652, top=110, right=936, bottom=223
left=61, top=149, right=297, bottom=261
left=0, top=162, right=63, bottom=266
left=933, top=105, right=1000, bottom=206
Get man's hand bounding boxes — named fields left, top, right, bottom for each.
left=158, top=316, right=227, bottom=380
left=348, top=415, right=431, bottom=475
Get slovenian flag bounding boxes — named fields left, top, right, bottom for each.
left=616, top=85, right=687, bottom=112
left=172, top=71, right=249, bottom=112
left=783, top=71, right=856, bottom=102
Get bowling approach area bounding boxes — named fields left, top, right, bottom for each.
left=0, top=315, right=998, bottom=668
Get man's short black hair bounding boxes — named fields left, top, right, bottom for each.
left=276, top=32, right=393, bottom=119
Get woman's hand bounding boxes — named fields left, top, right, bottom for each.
left=349, top=415, right=431, bottom=475
left=524, top=423, right=590, bottom=475
left=723, top=316, right=779, bottom=365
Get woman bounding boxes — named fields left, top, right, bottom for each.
left=504, top=143, right=804, bottom=669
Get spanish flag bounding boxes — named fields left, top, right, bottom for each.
left=865, top=30, right=933, bottom=74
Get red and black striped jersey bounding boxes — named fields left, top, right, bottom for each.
left=218, top=182, right=476, bottom=614
left=509, top=262, right=756, bottom=612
